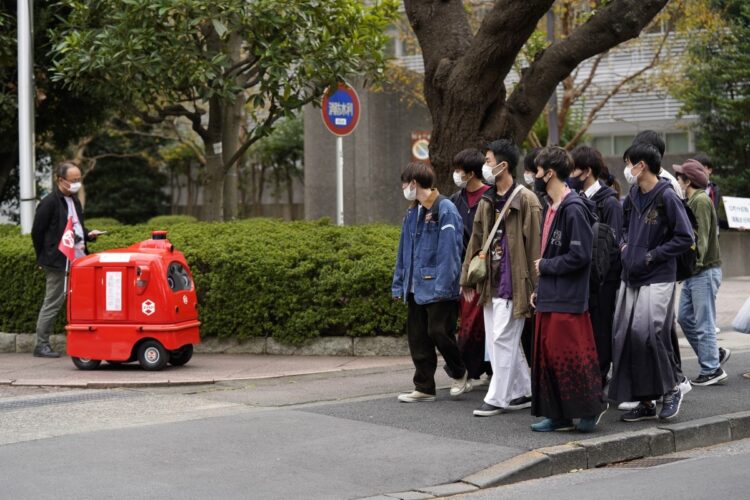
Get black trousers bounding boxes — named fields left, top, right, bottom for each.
left=406, top=294, right=466, bottom=395
left=589, top=278, right=618, bottom=388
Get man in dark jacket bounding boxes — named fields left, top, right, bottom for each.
left=31, top=162, right=100, bottom=357
left=529, top=146, right=605, bottom=433
left=569, top=146, right=624, bottom=389
left=609, top=143, right=694, bottom=422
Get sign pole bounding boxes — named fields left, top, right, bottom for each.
left=336, top=136, right=344, bottom=226
left=321, top=83, right=360, bottom=226
left=18, top=0, right=36, bottom=234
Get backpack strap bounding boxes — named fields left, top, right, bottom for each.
left=429, top=194, right=447, bottom=223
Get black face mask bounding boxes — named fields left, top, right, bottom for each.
left=534, top=174, right=548, bottom=194
left=566, top=175, right=585, bottom=192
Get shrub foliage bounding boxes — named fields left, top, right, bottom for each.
left=0, top=219, right=405, bottom=345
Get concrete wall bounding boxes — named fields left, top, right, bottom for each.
left=718, top=231, right=750, bottom=278
left=304, top=85, right=432, bottom=225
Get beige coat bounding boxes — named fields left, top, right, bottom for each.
left=460, top=185, right=542, bottom=319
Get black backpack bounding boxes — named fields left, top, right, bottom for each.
left=590, top=200, right=617, bottom=291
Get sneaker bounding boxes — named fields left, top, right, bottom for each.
left=618, top=401, right=641, bottom=411
left=397, top=390, right=436, bottom=403
left=450, top=372, right=471, bottom=397
left=474, top=376, right=490, bottom=387
left=473, top=402, right=503, bottom=417
left=679, top=376, right=692, bottom=396
left=691, top=368, right=728, bottom=386
left=716, top=327, right=721, bottom=334
left=621, top=402, right=657, bottom=422
left=719, top=347, right=731, bottom=365
left=33, top=344, right=61, bottom=358
left=659, top=388, right=683, bottom=420
left=506, top=395, right=532, bottom=410
left=530, top=418, right=575, bottom=432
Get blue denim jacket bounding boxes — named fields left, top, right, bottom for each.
left=392, top=191, right=464, bottom=305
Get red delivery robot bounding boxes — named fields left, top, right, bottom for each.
left=66, top=231, right=200, bottom=371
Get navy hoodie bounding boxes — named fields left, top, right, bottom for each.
left=536, top=193, right=595, bottom=314
left=588, top=184, right=624, bottom=280
left=620, top=179, right=693, bottom=287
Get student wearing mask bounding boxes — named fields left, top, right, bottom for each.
left=31, top=161, right=102, bottom=358
left=530, top=146, right=605, bottom=433
left=610, top=142, right=694, bottom=422
left=392, top=163, right=469, bottom=402
left=461, top=139, right=541, bottom=417
left=450, top=149, right=492, bottom=385
left=569, top=146, right=623, bottom=390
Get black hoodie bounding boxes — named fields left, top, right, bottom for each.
left=537, top=193, right=595, bottom=314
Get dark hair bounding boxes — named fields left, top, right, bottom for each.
left=599, top=165, right=621, bottom=199
left=693, top=153, right=713, bottom=171
left=56, top=161, right=80, bottom=180
left=523, top=147, right=541, bottom=173
left=535, top=146, right=573, bottom=180
left=623, top=142, right=661, bottom=174
left=633, top=130, right=665, bottom=157
left=485, top=139, right=520, bottom=177
left=453, top=148, right=485, bottom=178
left=400, top=162, right=435, bottom=189
left=571, top=145, right=604, bottom=179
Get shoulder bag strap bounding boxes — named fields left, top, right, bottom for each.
left=480, top=184, right=524, bottom=255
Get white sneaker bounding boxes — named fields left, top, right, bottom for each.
left=680, top=376, right=692, bottom=396
left=474, top=376, right=490, bottom=387
left=450, top=372, right=471, bottom=397
left=397, top=390, right=436, bottom=403
left=618, top=400, right=656, bottom=411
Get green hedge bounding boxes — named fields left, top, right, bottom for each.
left=85, top=217, right=123, bottom=228
left=0, top=219, right=405, bottom=345
left=146, top=214, right=198, bottom=228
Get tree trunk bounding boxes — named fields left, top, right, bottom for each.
left=222, top=32, right=244, bottom=220
left=404, top=0, right=669, bottom=191
left=201, top=96, right=225, bottom=221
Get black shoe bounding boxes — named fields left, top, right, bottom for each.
left=473, top=402, right=503, bottom=417
left=659, top=388, right=683, bottom=420
left=691, top=368, right=728, bottom=386
left=33, top=345, right=61, bottom=358
left=621, top=402, right=657, bottom=422
left=507, top=395, right=532, bottom=410
left=719, top=347, right=731, bottom=366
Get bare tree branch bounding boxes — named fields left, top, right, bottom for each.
left=501, top=0, right=669, bottom=142
left=563, top=31, right=669, bottom=149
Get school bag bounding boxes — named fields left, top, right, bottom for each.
left=589, top=199, right=617, bottom=291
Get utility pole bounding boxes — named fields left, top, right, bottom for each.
left=17, top=0, right=36, bottom=233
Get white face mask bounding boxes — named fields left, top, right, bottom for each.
left=403, top=183, right=417, bottom=201
left=624, top=165, right=638, bottom=185
left=67, top=182, right=82, bottom=194
left=482, top=162, right=505, bottom=184
left=523, top=173, right=535, bottom=186
left=453, top=171, right=468, bottom=189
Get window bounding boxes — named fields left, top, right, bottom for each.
left=666, top=132, right=689, bottom=154
left=592, top=136, right=613, bottom=156
left=614, top=135, right=636, bottom=156
left=167, top=262, right=192, bottom=292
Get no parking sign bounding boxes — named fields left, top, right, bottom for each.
left=321, top=83, right=361, bottom=136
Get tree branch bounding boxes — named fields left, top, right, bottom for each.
left=563, top=31, right=669, bottom=149
left=502, top=0, right=669, bottom=141
left=222, top=101, right=281, bottom=173
left=140, top=104, right=209, bottom=143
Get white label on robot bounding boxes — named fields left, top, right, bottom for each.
left=99, top=253, right=132, bottom=263
left=142, top=299, right=156, bottom=316
left=106, top=272, right=122, bottom=311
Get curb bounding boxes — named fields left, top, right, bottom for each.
left=366, top=410, right=750, bottom=499
left=0, top=333, right=410, bottom=357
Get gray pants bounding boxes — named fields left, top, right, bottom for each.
left=35, top=268, right=66, bottom=349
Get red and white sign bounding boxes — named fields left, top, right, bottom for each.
left=58, top=217, right=75, bottom=262
left=321, top=83, right=361, bottom=136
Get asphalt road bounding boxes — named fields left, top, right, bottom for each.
left=1, top=349, right=750, bottom=499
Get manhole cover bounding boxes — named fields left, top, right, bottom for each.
left=0, top=390, right=140, bottom=412
left=607, top=456, right=688, bottom=468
